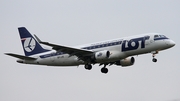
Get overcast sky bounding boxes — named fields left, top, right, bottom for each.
left=0, top=0, right=180, bottom=101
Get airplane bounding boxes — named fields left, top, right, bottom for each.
left=5, top=27, right=175, bottom=74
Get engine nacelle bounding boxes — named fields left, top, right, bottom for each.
left=115, top=57, right=135, bottom=67
left=94, top=50, right=110, bottom=62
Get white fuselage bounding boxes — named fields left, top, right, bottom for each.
left=20, top=33, right=175, bottom=66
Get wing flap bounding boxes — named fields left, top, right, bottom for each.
left=5, top=53, right=37, bottom=60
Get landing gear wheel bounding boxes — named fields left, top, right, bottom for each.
left=152, top=58, right=157, bottom=62
left=85, top=64, right=92, bottom=70
left=151, top=51, right=158, bottom=63
left=101, top=68, right=108, bottom=74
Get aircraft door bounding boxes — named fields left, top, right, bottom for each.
left=144, top=36, right=151, bottom=45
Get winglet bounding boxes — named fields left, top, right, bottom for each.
left=34, top=34, right=42, bottom=43
left=34, top=34, right=51, bottom=46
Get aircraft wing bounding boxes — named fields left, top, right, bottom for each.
left=40, top=41, right=93, bottom=56
left=34, top=35, right=94, bottom=58
left=5, top=53, right=37, bottom=60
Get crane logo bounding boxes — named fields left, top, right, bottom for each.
left=22, top=37, right=36, bottom=52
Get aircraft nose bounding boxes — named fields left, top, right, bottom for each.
left=169, top=40, right=175, bottom=47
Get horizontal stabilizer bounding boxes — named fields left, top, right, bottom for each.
left=5, top=53, right=37, bottom=60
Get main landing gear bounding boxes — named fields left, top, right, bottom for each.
left=152, top=51, right=158, bottom=62
left=84, top=64, right=109, bottom=74
left=101, top=64, right=108, bottom=74
left=84, top=64, right=92, bottom=70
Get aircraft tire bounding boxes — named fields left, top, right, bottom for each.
left=85, top=64, right=92, bottom=70
left=101, top=67, right=108, bottom=74
left=152, top=58, right=157, bottom=62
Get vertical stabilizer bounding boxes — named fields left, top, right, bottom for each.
left=18, top=27, right=50, bottom=56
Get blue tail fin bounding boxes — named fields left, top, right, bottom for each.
left=18, top=27, right=50, bottom=56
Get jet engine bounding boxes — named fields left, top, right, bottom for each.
left=94, top=50, right=110, bottom=62
left=115, top=57, right=135, bottom=67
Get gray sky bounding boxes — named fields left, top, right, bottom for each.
left=0, top=0, right=180, bottom=101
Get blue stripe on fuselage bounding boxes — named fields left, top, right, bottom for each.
left=154, top=37, right=169, bottom=41
left=40, top=52, right=64, bottom=58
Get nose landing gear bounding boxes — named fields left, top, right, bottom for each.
left=151, top=51, right=158, bottom=62
left=152, top=57, right=157, bottom=62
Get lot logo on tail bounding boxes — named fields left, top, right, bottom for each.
left=22, top=37, right=36, bottom=52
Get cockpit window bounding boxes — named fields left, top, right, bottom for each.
left=159, top=35, right=167, bottom=38
left=154, top=34, right=168, bottom=41
left=154, top=35, right=159, bottom=39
